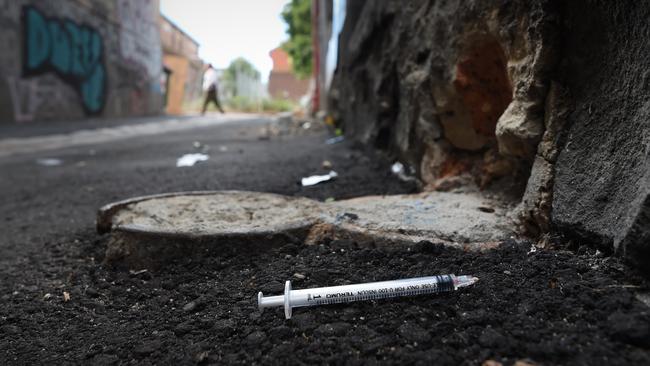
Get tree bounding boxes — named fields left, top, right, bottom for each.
left=281, top=0, right=312, bottom=79
left=222, top=57, right=261, bottom=97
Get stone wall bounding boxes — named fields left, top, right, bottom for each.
left=551, top=1, right=650, bottom=267
left=0, top=0, right=163, bottom=123
left=330, top=0, right=558, bottom=191
left=330, top=0, right=650, bottom=270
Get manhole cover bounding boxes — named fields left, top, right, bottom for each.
left=98, top=190, right=323, bottom=237
left=98, top=191, right=514, bottom=269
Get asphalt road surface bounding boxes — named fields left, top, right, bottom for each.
left=1, top=114, right=648, bottom=365
left=0, top=114, right=413, bottom=263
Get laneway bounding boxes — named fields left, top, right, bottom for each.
left=0, top=114, right=414, bottom=262
left=0, top=115, right=648, bottom=365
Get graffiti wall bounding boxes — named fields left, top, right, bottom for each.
left=0, top=0, right=163, bottom=123
left=22, top=6, right=106, bottom=114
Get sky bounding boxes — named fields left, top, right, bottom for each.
left=160, top=0, right=290, bottom=83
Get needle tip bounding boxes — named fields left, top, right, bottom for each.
left=455, top=275, right=479, bottom=289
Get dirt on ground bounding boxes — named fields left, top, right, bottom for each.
left=1, top=119, right=649, bottom=365
left=2, top=234, right=649, bottom=365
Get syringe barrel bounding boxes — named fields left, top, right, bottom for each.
left=288, top=275, right=456, bottom=309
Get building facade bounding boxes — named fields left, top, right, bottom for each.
left=159, top=14, right=203, bottom=115
left=268, top=47, right=309, bottom=102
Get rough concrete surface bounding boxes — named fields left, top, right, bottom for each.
left=517, top=82, right=569, bottom=236
left=98, top=190, right=514, bottom=268
left=327, top=192, right=513, bottom=245
left=104, top=191, right=322, bottom=236
left=551, top=1, right=650, bottom=268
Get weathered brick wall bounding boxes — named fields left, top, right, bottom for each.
left=0, top=0, right=163, bottom=123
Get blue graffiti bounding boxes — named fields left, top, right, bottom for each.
left=22, top=6, right=106, bottom=114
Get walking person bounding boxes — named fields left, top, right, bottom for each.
left=201, top=64, right=225, bottom=115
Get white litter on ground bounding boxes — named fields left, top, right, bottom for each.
left=301, top=171, right=338, bottom=186
left=391, top=161, right=417, bottom=182
left=36, top=158, right=63, bottom=166
left=325, top=136, right=345, bottom=145
left=391, top=162, right=404, bottom=175
left=176, top=153, right=209, bottom=167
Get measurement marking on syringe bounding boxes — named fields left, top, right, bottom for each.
left=308, top=286, right=444, bottom=305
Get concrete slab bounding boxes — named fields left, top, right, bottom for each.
left=99, top=191, right=323, bottom=237
left=98, top=191, right=515, bottom=268
left=325, top=192, right=513, bottom=245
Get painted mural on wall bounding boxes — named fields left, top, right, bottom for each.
left=21, top=6, right=106, bottom=114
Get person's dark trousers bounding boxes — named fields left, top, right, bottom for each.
left=201, top=87, right=225, bottom=114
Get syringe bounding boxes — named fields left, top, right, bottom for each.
left=258, top=274, right=478, bottom=319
